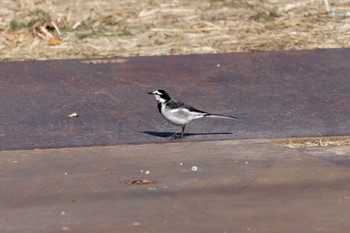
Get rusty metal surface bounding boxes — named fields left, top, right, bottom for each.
left=1, top=140, right=350, bottom=233
left=1, top=49, right=350, bottom=150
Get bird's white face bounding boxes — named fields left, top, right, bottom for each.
left=151, top=90, right=166, bottom=103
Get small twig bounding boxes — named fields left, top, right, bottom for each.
left=324, top=0, right=330, bottom=12
left=40, top=26, right=54, bottom=38
left=72, top=21, right=81, bottom=30
left=33, top=29, right=46, bottom=39
left=150, top=27, right=228, bottom=33
left=51, top=21, right=61, bottom=35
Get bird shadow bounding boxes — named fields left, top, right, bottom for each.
left=142, top=131, right=233, bottom=138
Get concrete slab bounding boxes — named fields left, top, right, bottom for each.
left=1, top=49, right=350, bottom=150
left=1, top=140, right=350, bottom=233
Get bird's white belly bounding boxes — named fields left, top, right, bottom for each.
left=161, top=106, right=203, bottom=125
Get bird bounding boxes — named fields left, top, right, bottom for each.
left=148, top=89, right=237, bottom=139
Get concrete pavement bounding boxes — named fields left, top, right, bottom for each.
left=1, top=140, right=350, bottom=233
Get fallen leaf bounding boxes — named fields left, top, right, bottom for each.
left=48, top=37, right=63, bottom=46
left=131, top=179, right=155, bottom=185
left=4, top=33, right=18, bottom=42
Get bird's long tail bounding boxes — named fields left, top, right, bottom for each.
left=204, top=113, right=237, bottom=120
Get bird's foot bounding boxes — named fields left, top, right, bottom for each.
left=170, top=134, right=184, bottom=139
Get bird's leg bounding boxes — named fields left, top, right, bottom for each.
left=180, top=125, right=186, bottom=138
left=171, top=125, right=185, bottom=139
left=170, top=128, right=182, bottom=139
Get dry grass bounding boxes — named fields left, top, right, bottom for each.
left=1, top=0, right=350, bottom=61
left=275, top=136, right=350, bottom=148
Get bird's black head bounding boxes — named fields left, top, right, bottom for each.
left=148, top=89, right=171, bottom=102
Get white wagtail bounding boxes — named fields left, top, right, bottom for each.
left=148, top=89, right=237, bottom=139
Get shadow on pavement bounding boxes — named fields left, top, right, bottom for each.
left=142, top=131, right=233, bottom=138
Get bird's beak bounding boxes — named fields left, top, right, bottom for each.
left=147, top=92, right=154, bottom=95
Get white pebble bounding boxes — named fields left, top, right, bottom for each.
left=145, top=170, right=150, bottom=174
left=67, top=112, right=79, bottom=118
left=191, top=166, right=198, bottom=172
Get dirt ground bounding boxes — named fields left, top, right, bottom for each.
left=0, top=0, right=350, bottom=61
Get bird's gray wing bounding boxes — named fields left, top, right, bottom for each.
left=166, top=99, right=208, bottom=114
left=165, top=99, right=186, bottom=109
left=187, top=106, right=208, bottom=114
